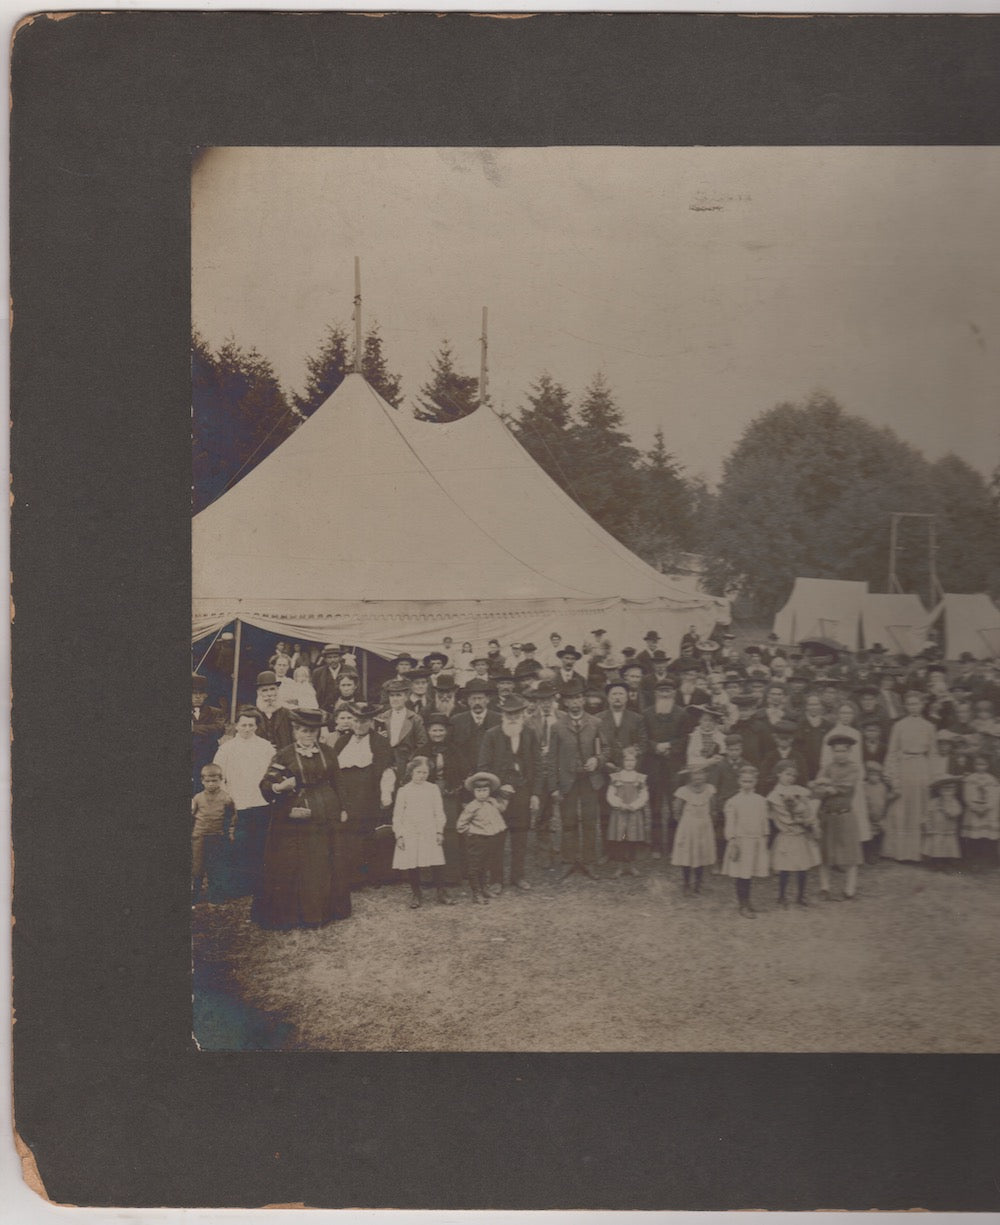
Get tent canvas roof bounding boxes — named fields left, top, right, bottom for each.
left=192, top=374, right=727, bottom=652
left=929, top=593, right=1000, bottom=660
left=860, top=593, right=929, bottom=656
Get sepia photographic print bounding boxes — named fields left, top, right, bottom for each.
left=191, top=145, right=1000, bottom=1054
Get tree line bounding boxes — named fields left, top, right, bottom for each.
left=193, top=325, right=1000, bottom=615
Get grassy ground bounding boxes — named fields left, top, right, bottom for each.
left=192, top=845, right=1000, bottom=1052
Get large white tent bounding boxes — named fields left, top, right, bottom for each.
left=192, top=373, right=728, bottom=658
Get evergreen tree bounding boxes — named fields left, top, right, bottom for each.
left=566, top=372, right=641, bottom=544
left=361, top=321, right=404, bottom=407
left=292, top=323, right=351, bottom=418
left=629, top=425, right=696, bottom=569
left=414, top=342, right=480, bottom=422
left=192, top=331, right=295, bottom=512
left=509, top=373, right=578, bottom=495
left=927, top=453, right=1000, bottom=596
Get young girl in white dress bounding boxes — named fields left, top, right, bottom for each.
left=960, top=753, right=1000, bottom=868
left=721, top=765, right=771, bottom=918
left=672, top=763, right=717, bottom=895
left=391, top=756, right=455, bottom=908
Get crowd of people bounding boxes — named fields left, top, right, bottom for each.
left=191, top=625, right=1000, bottom=929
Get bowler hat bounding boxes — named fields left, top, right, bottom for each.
left=533, top=681, right=557, bottom=700
left=559, top=677, right=585, bottom=698
left=256, top=670, right=278, bottom=688
left=643, top=630, right=660, bottom=641
left=407, top=667, right=431, bottom=681
left=463, top=678, right=494, bottom=696
left=499, top=694, right=529, bottom=714
left=192, top=674, right=208, bottom=692
left=433, top=675, right=457, bottom=692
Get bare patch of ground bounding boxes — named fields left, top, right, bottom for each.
left=193, top=850, right=1000, bottom=1052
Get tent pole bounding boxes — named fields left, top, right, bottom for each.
left=479, top=306, right=488, bottom=404
left=229, top=618, right=242, bottom=722
left=361, top=648, right=368, bottom=701
left=353, top=256, right=362, bottom=373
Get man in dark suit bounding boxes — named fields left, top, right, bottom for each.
left=674, top=661, right=712, bottom=733
left=551, top=679, right=605, bottom=879
left=428, top=673, right=460, bottom=718
left=526, top=680, right=562, bottom=869
left=641, top=680, right=688, bottom=857
left=450, top=679, right=500, bottom=783
left=596, top=680, right=650, bottom=859
left=478, top=694, right=542, bottom=892
left=192, top=673, right=224, bottom=792
left=634, top=630, right=663, bottom=674
left=311, top=644, right=346, bottom=715
left=253, top=670, right=293, bottom=750
left=749, top=682, right=792, bottom=763
left=793, top=691, right=830, bottom=780
left=382, top=678, right=428, bottom=781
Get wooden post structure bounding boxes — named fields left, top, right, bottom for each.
left=353, top=256, right=362, bottom=374
left=888, top=511, right=943, bottom=604
left=230, top=618, right=242, bottom=721
left=479, top=306, right=488, bottom=405
left=888, top=514, right=899, bottom=594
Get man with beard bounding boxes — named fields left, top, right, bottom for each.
left=794, top=691, right=831, bottom=780
left=253, top=670, right=293, bottom=751
left=429, top=673, right=460, bottom=717
left=642, top=679, right=687, bottom=857
left=478, top=694, right=542, bottom=892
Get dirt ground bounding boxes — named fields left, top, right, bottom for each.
left=192, top=845, right=1000, bottom=1052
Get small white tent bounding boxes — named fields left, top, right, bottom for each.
left=192, top=373, right=729, bottom=658
left=860, top=593, right=930, bottom=657
left=772, top=579, right=868, bottom=649
left=927, top=594, right=1000, bottom=660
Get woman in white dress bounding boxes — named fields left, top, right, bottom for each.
left=883, top=690, right=936, bottom=861
left=819, top=700, right=872, bottom=843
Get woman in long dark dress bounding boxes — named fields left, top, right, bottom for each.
left=252, top=707, right=352, bottom=930
left=331, top=701, right=397, bottom=888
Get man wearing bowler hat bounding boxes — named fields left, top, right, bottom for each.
left=551, top=677, right=605, bottom=878
left=635, top=630, right=663, bottom=675
left=478, top=693, right=543, bottom=892
left=451, top=678, right=500, bottom=783
left=192, top=673, right=224, bottom=792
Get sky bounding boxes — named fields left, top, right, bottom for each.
left=191, top=146, right=1000, bottom=485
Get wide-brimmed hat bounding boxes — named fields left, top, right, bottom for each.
left=384, top=678, right=411, bottom=695
left=696, top=638, right=719, bottom=653
left=533, top=680, right=557, bottom=700
left=192, top=674, right=208, bottom=692
left=463, top=678, right=494, bottom=696
left=394, top=653, right=418, bottom=668
left=424, top=712, right=452, bottom=729
left=319, top=643, right=342, bottom=658
left=827, top=733, right=856, bottom=748
left=556, top=645, right=583, bottom=661
left=653, top=679, right=677, bottom=693
left=465, top=770, right=501, bottom=793
left=423, top=652, right=448, bottom=667
left=604, top=678, right=629, bottom=693
left=469, top=656, right=490, bottom=668
left=929, top=774, right=963, bottom=794
left=348, top=702, right=379, bottom=721
left=289, top=707, right=325, bottom=728
left=407, top=667, right=431, bottom=681
left=643, top=630, right=660, bottom=642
